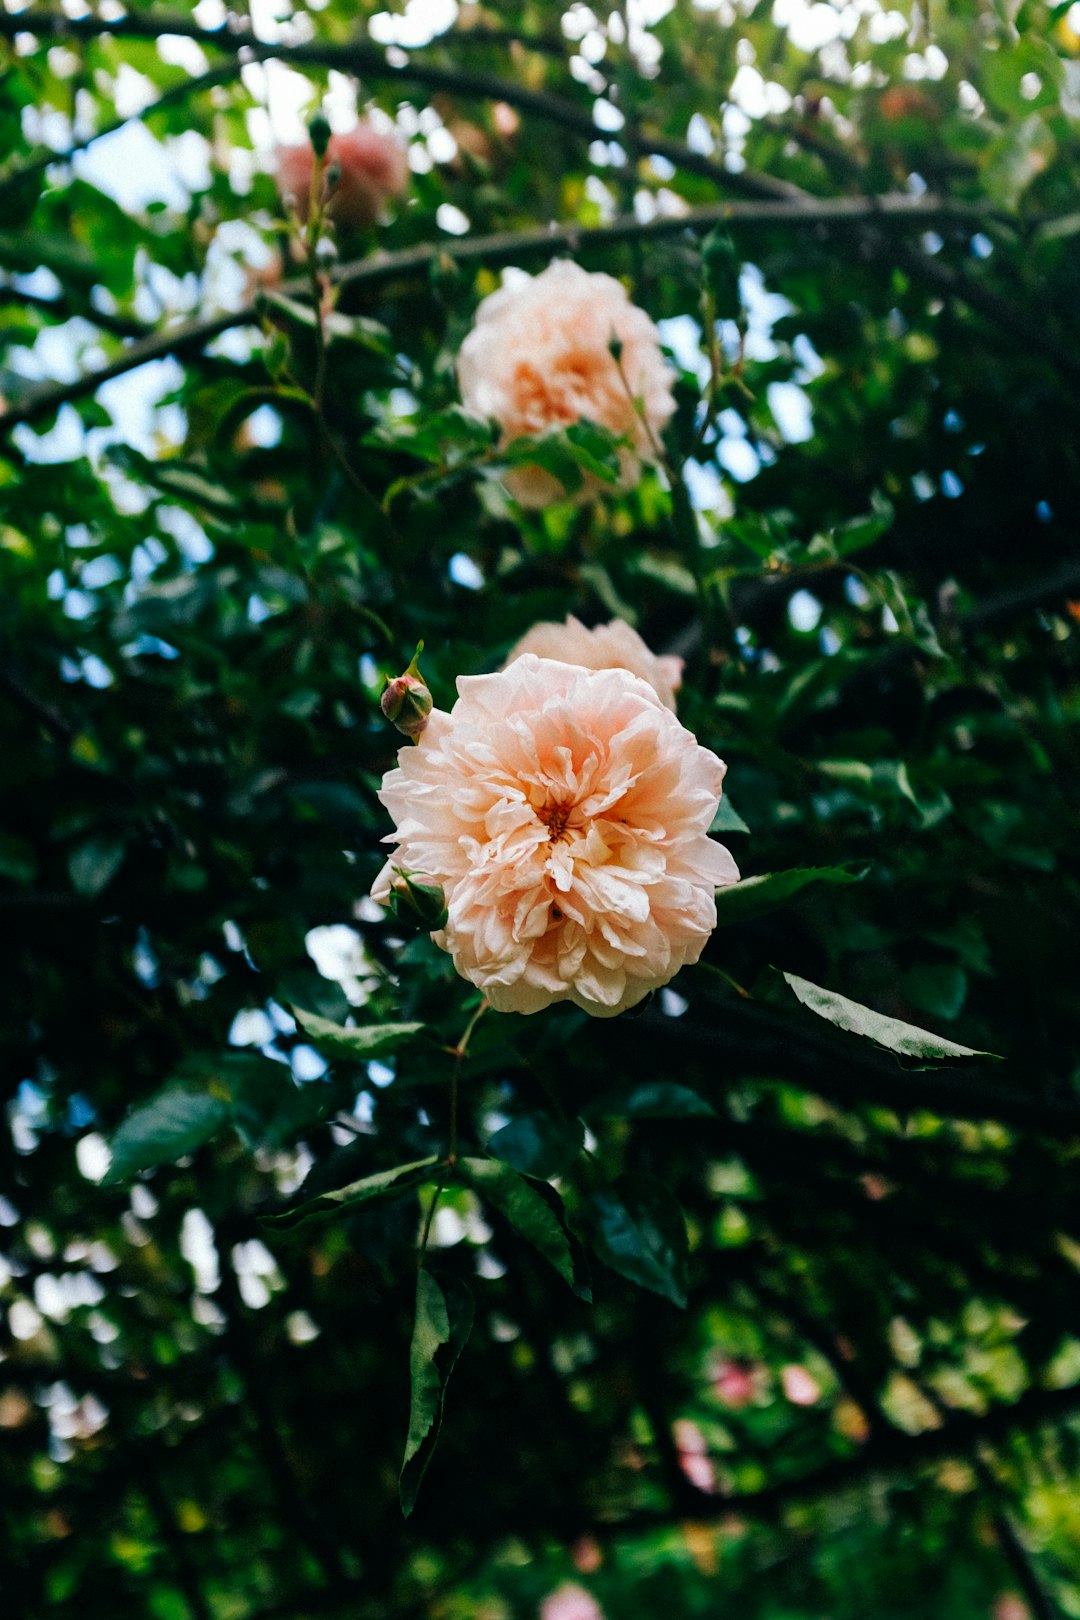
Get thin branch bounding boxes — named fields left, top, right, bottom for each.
left=0, top=11, right=567, bottom=58
left=5, top=10, right=1070, bottom=380
left=0, top=194, right=986, bottom=438
left=0, top=12, right=793, bottom=202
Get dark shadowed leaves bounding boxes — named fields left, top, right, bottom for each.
left=585, top=1082, right=715, bottom=1120
left=485, top=1113, right=583, bottom=1179
left=713, top=864, right=866, bottom=924
left=291, top=1008, right=426, bottom=1063
left=587, top=1173, right=689, bottom=1307
left=263, top=1156, right=441, bottom=1230
left=400, top=1269, right=474, bottom=1518
left=459, top=1158, right=590, bottom=1300
left=104, top=1087, right=229, bottom=1183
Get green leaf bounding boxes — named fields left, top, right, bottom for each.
left=901, top=963, right=969, bottom=1024
left=459, top=1158, right=590, bottom=1299
left=290, top=1008, right=426, bottom=1063
left=485, top=1113, right=583, bottom=1179
left=68, top=835, right=125, bottom=897
left=585, top=1082, right=715, bottom=1120
left=709, top=797, right=751, bottom=836
left=713, top=864, right=866, bottom=924
left=831, top=497, right=894, bottom=557
left=763, top=970, right=998, bottom=1066
left=263, top=1156, right=441, bottom=1230
left=587, top=1174, right=688, bottom=1307
left=399, top=1269, right=474, bottom=1518
left=104, top=1088, right=229, bottom=1184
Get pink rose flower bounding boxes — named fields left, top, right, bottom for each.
left=505, top=615, right=683, bottom=711
left=372, top=656, right=738, bottom=1017
left=275, top=123, right=409, bottom=229
left=456, top=260, right=676, bottom=507
left=539, top=1584, right=605, bottom=1620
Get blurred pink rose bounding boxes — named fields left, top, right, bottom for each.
left=781, top=1364, right=822, bottom=1406
left=372, top=655, right=738, bottom=1017
left=505, top=616, right=683, bottom=712
left=456, top=260, right=676, bottom=506
left=540, top=1583, right=605, bottom=1620
left=275, top=123, right=409, bottom=229
left=674, top=1419, right=717, bottom=1492
left=712, top=1357, right=758, bottom=1409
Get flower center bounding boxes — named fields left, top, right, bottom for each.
left=537, top=799, right=573, bottom=844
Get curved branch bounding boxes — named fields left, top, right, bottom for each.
left=0, top=193, right=987, bottom=438
left=0, top=10, right=568, bottom=58
left=0, top=9, right=796, bottom=204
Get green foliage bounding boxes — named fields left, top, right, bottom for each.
left=400, top=1269, right=474, bottom=1519
left=2, top=0, right=1080, bottom=1614
left=104, top=1086, right=229, bottom=1183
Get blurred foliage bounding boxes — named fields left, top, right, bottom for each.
left=2, top=0, right=1080, bottom=1617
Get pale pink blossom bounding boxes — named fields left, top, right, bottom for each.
left=674, top=1418, right=717, bottom=1492
left=540, top=1583, right=605, bottom=1620
left=456, top=260, right=676, bottom=506
left=275, top=124, right=409, bottom=229
left=505, top=616, right=683, bottom=711
left=372, top=656, right=738, bottom=1017
left=712, top=1357, right=759, bottom=1409
left=781, top=1364, right=822, bottom=1406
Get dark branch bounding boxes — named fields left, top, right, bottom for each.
left=0, top=194, right=987, bottom=439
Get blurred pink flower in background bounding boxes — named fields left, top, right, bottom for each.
left=673, top=1418, right=717, bottom=1492
left=781, top=1364, right=822, bottom=1406
left=275, top=123, right=409, bottom=229
left=372, top=655, right=738, bottom=1016
left=539, top=1583, right=605, bottom=1620
left=457, top=260, right=676, bottom=506
left=505, top=616, right=683, bottom=711
left=712, top=1357, right=759, bottom=1409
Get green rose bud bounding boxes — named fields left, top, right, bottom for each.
left=308, top=112, right=332, bottom=160
left=388, top=869, right=449, bottom=933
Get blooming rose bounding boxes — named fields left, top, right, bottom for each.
left=456, top=260, right=676, bottom=507
left=275, top=123, right=409, bottom=229
left=505, top=615, right=683, bottom=711
left=372, top=655, right=738, bottom=1017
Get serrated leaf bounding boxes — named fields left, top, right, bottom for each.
left=263, top=1155, right=441, bottom=1230
left=459, top=1158, right=590, bottom=1299
left=399, top=1269, right=474, bottom=1517
left=588, top=1173, right=688, bottom=1307
left=585, top=1082, right=715, bottom=1120
left=104, top=1088, right=229, bottom=1183
left=763, top=970, right=998, bottom=1066
left=713, top=864, right=866, bottom=924
left=485, top=1113, right=583, bottom=1179
left=290, top=1008, right=425, bottom=1063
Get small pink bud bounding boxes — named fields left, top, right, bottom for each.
left=381, top=672, right=432, bottom=737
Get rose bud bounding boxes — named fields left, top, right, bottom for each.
left=380, top=646, right=433, bottom=739
left=388, top=869, right=449, bottom=934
